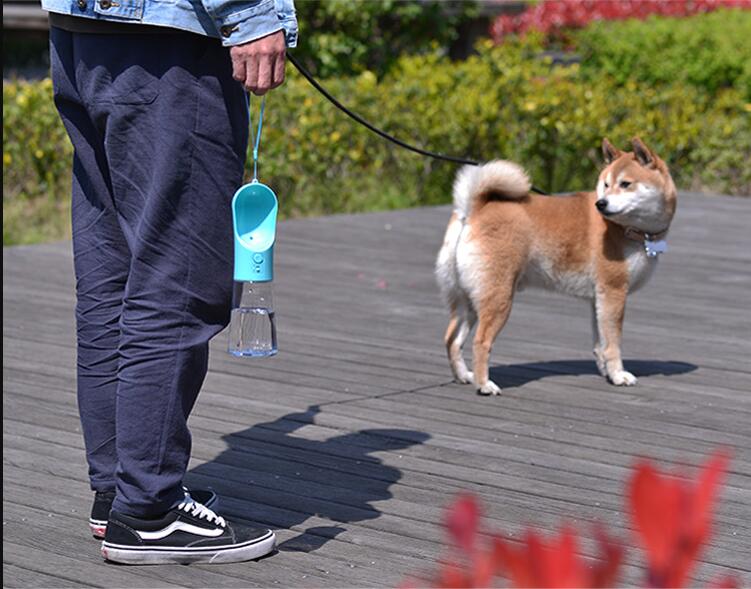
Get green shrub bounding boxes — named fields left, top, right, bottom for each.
left=3, top=78, right=73, bottom=245
left=4, top=38, right=750, bottom=246
left=574, top=9, right=751, bottom=99
left=294, top=0, right=479, bottom=77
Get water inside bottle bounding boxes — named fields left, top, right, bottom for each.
left=228, top=306, right=277, bottom=357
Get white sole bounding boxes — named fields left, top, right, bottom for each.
left=101, top=530, right=276, bottom=565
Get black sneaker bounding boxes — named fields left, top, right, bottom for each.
left=90, top=487, right=217, bottom=539
left=101, top=498, right=275, bottom=565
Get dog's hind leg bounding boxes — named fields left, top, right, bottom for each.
left=444, top=302, right=476, bottom=384
left=471, top=287, right=514, bottom=396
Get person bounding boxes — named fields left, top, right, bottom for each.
left=41, top=0, right=297, bottom=565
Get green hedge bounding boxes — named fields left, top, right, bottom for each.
left=574, top=9, right=751, bottom=99
left=4, top=28, right=750, bottom=245
left=293, top=0, right=479, bottom=77
left=4, top=78, right=74, bottom=245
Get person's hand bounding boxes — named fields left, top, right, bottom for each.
left=230, top=30, right=286, bottom=95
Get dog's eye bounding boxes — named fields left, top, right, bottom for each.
left=604, top=182, right=610, bottom=189
left=619, top=180, right=632, bottom=189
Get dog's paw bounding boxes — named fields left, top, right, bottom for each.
left=477, top=380, right=502, bottom=396
left=454, top=370, right=474, bottom=385
left=609, top=370, right=638, bottom=386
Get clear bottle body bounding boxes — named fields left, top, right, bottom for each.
left=228, top=281, right=277, bottom=357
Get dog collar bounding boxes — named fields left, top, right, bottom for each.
left=624, top=226, right=669, bottom=258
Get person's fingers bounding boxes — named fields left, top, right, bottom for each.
left=231, top=51, right=246, bottom=84
left=272, top=51, right=286, bottom=89
left=256, top=53, right=273, bottom=95
left=245, top=54, right=260, bottom=95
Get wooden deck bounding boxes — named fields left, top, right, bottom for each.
left=3, top=192, right=750, bottom=588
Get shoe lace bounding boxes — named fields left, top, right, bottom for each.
left=178, top=498, right=226, bottom=527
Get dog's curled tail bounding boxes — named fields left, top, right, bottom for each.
left=452, top=160, right=531, bottom=220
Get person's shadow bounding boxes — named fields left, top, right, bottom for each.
left=490, top=359, right=697, bottom=389
left=186, top=404, right=429, bottom=553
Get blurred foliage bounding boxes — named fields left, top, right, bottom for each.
left=3, top=78, right=73, bottom=245
left=574, top=9, right=751, bottom=99
left=4, top=11, right=750, bottom=245
left=294, top=0, right=480, bottom=77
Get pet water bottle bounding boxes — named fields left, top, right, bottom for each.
left=228, top=180, right=278, bottom=357
left=228, top=97, right=279, bottom=357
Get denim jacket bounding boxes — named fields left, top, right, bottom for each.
left=42, top=0, right=298, bottom=47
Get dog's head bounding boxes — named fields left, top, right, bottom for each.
left=595, top=138, right=677, bottom=233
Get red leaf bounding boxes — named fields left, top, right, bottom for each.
left=629, top=451, right=731, bottom=588
left=494, top=528, right=590, bottom=588
left=629, top=460, right=682, bottom=572
left=445, top=494, right=480, bottom=555
left=544, top=526, right=586, bottom=588
left=434, top=561, right=471, bottom=589
left=590, top=525, right=624, bottom=588
left=494, top=536, right=537, bottom=588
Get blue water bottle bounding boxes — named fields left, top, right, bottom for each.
left=228, top=97, right=279, bottom=357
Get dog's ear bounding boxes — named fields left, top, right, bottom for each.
left=602, top=138, right=622, bottom=164
left=632, top=137, right=655, bottom=168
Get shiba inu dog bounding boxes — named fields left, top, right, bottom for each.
left=435, top=138, right=677, bottom=395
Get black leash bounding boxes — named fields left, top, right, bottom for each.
left=286, top=51, right=549, bottom=195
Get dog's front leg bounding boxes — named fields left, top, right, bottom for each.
left=591, top=302, right=607, bottom=377
left=594, top=288, right=637, bottom=386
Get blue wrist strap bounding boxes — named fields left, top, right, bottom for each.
left=249, top=94, right=266, bottom=181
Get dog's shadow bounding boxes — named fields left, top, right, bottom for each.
left=489, top=359, right=697, bottom=389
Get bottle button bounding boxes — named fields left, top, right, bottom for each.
left=253, top=253, right=264, bottom=263
left=254, top=266, right=261, bottom=273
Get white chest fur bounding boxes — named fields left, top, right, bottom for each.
left=626, top=241, right=659, bottom=292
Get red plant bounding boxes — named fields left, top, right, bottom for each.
left=629, top=451, right=731, bottom=588
left=405, top=451, right=737, bottom=588
left=490, top=0, right=751, bottom=43
left=494, top=525, right=623, bottom=588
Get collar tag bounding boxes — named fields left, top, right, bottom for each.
left=644, top=239, right=668, bottom=257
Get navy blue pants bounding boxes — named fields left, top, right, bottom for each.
left=50, top=27, right=249, bottom=517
